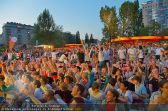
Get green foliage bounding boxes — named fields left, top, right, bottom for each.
left=100, top=6, right=118, bottom=40
left=162, top=28, right=168, bottom=35
left=85, top=33, right=89, bottom=44
left=32, top=9, right=64, bottom=47
left=0, top=46, right=7, bottom=52
left=63, top=32, right=76, bottom=44
left=90, top=34, right=94, bottom=44
left=75, top=31, right=81, bottom=44
left=149, top=20, right=161, bottom=35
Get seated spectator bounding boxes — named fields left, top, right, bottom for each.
left=70, top=97, right=85, bottom=111
left=149, top=80, right=167, bottom=103
left=71, top=84, right=92, bottom=105
left=40, top=76, right=52, bottom=93
left=44, top=89, right=66, bottom=106
left=44, top=89, right=57, bottom=104
left=124, top=66, right=134, bottom=81
left=20, top=74, right=33, bottom=95
left=118, top=81, right=133, bottom=104
left=55, top=82, right=73, bottom=104
left=160, top=67, right=168, bottom=80
left=148, top=80, right=168, bottom=111
left=88, top=82, right=105, bottom=104
left=79, top=72, right=91, bottom=89
left=105, top=78, right=116, bottom=93
left=74, top=66, right=82, bottom=84
left=32, top=80, right=43, bottom=100
left=131, top=76, right=148, bottom=103
left=99, top=67, right=109, bottom=90
left=64, top=76, right=73, bottom=91
left=149, top=68, right=160, bottom=93
left=102, top=89, right=125, bottom=111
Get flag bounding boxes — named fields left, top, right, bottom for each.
left=9, top=37, right=17, bottom=51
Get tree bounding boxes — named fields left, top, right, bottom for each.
left=139, top=25, right=150, bottom=36
left=132, top=0, right=143, bottom=36
left=63, top=32, right=76, bottom=44
left=75, top=31, right=81, bottom=44
left=149, top=20, right=161, bottom=35
left=162, top=28, right=168, bottom=35
left=100, top=6, right=118, bottom=40
left=85, top=33, right=89, bottom=44
left=32, top=9, right=64, bottom=47
left=90, top=34, right=94, bottom=44
left=119, top=1, right=134, bottom=36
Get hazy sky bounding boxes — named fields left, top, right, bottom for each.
left=0, top=0, right=146, bottom=40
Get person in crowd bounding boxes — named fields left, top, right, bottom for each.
left=103, top=46, right=110, bottom=74
left=124, top=66, right=134, bottom=81
left=148, top=80, right=168, bottom=111
left=155, top=45, right=164, bottom=61
left=40, top=76, right=52, bottom=93
left=32, top=80, right=43, bottom=101
left=98, top=46, right=104, bottom=70
left=105, top=78, right=116, bottom=93
left=160, top=67, right=168, bottom=80
left=118, top=46, right=126, bottom=61
left=20, top=74, right=33, bottom=95
left=55, top=82, right=73, bottom=104
left=102, top=89, right=125, bottom=111
left=88, top=82, right=105, bottom=104
left=131, top=76, right=148, bottom=103
left=149, top=68, right=161, bottom=93
left=118, top=81, right=133, bottom=104
left=74, top=66, right=82, bottom=84
left=80, top=72, right=91, bottom=89
left=44, top=89, right=66, bottom=105
left=64, top=75, right=73, bottom=91
left=70, top=97, right=85, bottom=111
left=99, top=67, right=109, bottom=90
left=137, top=45, right=144, bottom=62
left=127, top=45, right=136, bottom=62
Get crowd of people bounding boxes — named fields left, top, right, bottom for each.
left=0, top=42, right=168, bottom=111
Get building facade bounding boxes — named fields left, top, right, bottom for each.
left=142, top=0, right=168, bottom=28
left=1, top=22, right=34, bottom=47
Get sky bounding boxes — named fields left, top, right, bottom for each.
left=0, top=0, right=147, bottom=40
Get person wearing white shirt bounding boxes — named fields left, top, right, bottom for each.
left=98, top=47, right=104, bottom=69
left=155, top=46, right=164, bottom=60
left=8, top=52, right=12, bottom=61
left=118, top=46, right=126, bottom=60
left=137, top=45, right=144, bottom=61
left=127, top=45, right=136, bottom=61
left=59, top=54, right=67, bottom=62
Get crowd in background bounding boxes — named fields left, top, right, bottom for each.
left=0, top=42, right=168, bottom=111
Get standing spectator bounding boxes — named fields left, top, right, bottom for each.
left=155, top=45, right=164, bottom=60
left=137, top=45, right=144, bottom=61
left=127, top=45, right=136, bottom=61
left=118, top=46, right=126, bottom=61
left=98, top=46, right=104, bottom=69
